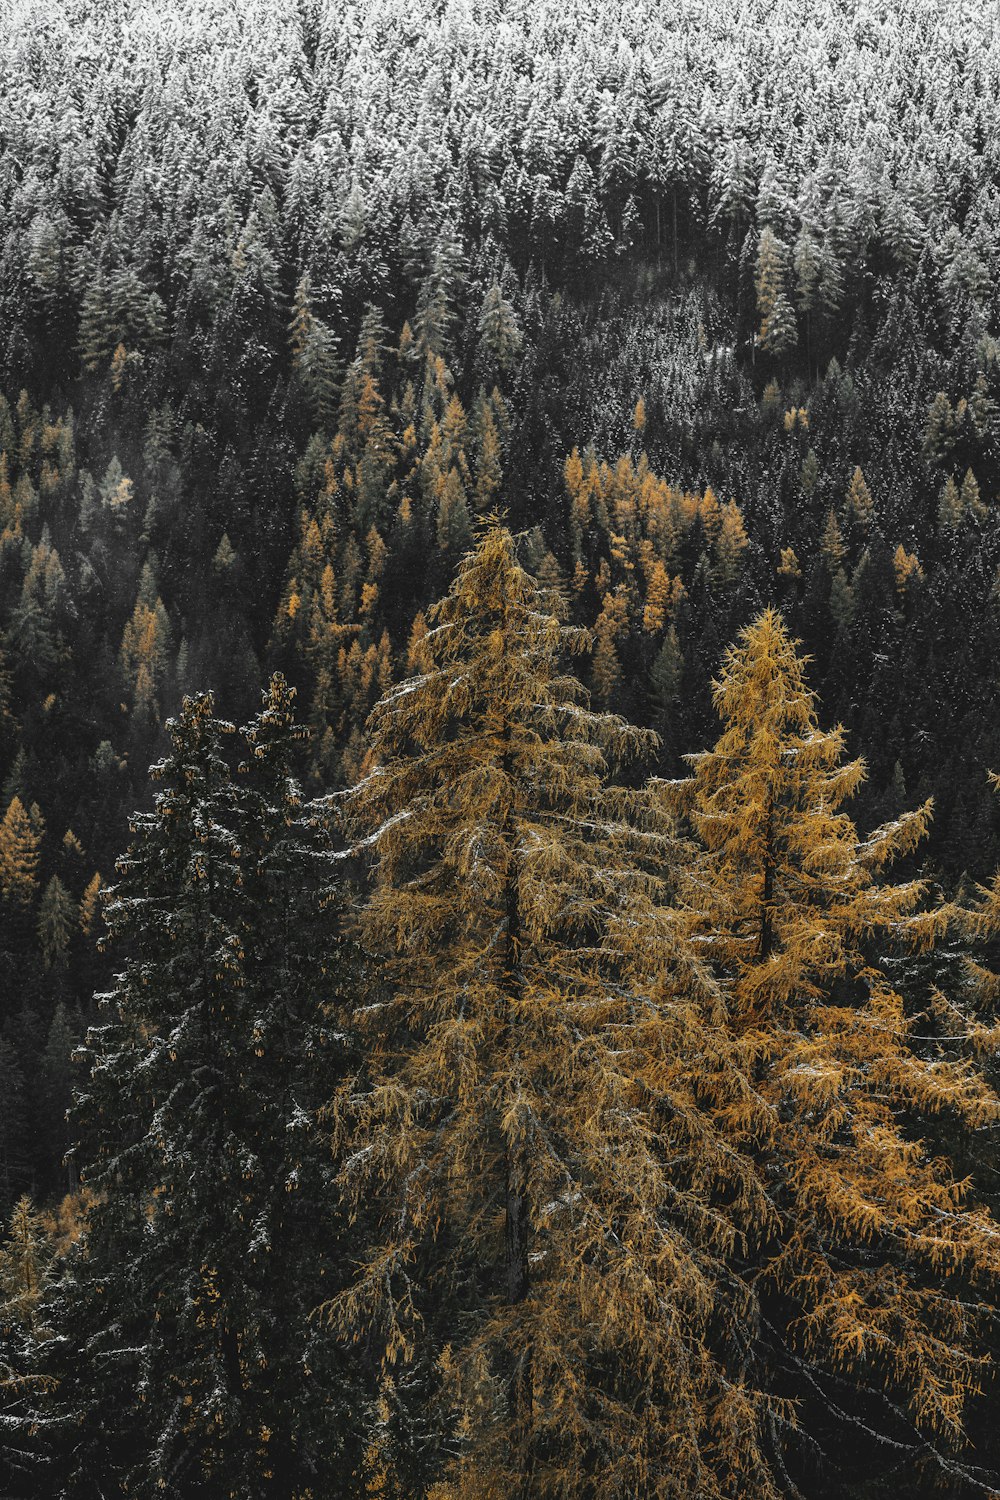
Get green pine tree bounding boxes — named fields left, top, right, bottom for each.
left=30, top=690, right=362, bottom=1498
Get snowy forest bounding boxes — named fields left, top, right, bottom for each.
left=4, top=0, right=1000, bottom=1494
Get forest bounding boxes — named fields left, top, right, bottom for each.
left=3, top=0, right=1000, bottom=1495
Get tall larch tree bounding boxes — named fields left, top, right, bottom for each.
left=666, top=609, right=1000, bottom=1493
left=329, top=524, right=783, bottom=1500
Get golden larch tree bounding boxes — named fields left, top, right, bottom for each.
left=0, top=797, right=40, bottom=905
left=329, top=525, right=778, bottom=1500
left=665, top=609, right=1000, bottom=1487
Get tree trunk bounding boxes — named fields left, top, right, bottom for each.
left=672, top=186, right=679, bottom=277
left=502, top=760, right=530, bottom=1310
left=500, top=727, right=532, bottom=1491
left=505, top=1162, right=530, bottom=1305
left=760, top=798, right=775, bottom=961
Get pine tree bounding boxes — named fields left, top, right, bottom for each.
left=960, top=466, right=984, bottom=519
left=0, top=1193, right=55, bottom=1494
left=330, top=525, right=774, bottom=1500
left=923, top=391, right=960, bottom=464
left=893, top=543, right=923, bottom=594
left=828, top=564, right=855, bottom=632
left=477, top=284, right=522, bottom=382
left=0, top=639, right=15, bottom=767
left=230, top=673, right=365, bottom=1494
left=37, top=874, right=75, bottom=968
left=436, top=467, right=473, bottom=560
left=35, top=1002, right=76, bottom=1194
left=666, top=610, right=1000, bottom=1486
left=643, top=559, right=672, bottom=633
left=755, top=228, right=798, bottom=355
left=649, top=624, right=683, bottom=733
left=845, top=464, right=874, bottom=530
left=33, top=690, right=362, bottom=1498
left=589, top=619, right=622, bottom=704
left=938, top=474, right=964, bottom=534
left=0, top=1040, right=28, bottom=1214
left=955, top=771, right=1000, bottom=1022
left=473, top=397, right=504, bottom=512
left=819, top=507, right=845, bottom=567
left=713, top=500, right=748, bottom=588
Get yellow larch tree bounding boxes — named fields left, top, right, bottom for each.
left=845, top=464, right=874, bottom=531
left=0, top=1196, right=52, bottom=1330
left=665, top=609, right=1000, bottom=1484
left=0, top=796, right=40, bottom=906
left=329, top=525, right=779, bottom=1500
left=938, top=475, right=965, bottom=535
left=713, top=499, right=749, bottom=589
left=819, top=507, right=845, bottom=568
left=119, top=592, right=171, bottom=728
left=893, top=543, right=923, bottom=594
left=78, top=872, right=102, bottom=936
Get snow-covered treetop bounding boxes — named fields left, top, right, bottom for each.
left=1, top=0, right=998, bottom=348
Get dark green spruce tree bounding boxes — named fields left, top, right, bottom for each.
left=21, top=681, right=362, bottom=1500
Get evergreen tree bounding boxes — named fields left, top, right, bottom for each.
left=845, top=464, right=874, bottom=531
left=0, top=1041, right=28, bottom=1214
left=0, top=1194, right=55, bottom=1496
left=31, top=689, right=360, bottom=1498
left=755, top=228, right=798, bottom=356
left=37, top=874, right=75, bottom=968
left=477, top=284, right=522, bottom=383
left=39, top=1003, right=76, bottom=1193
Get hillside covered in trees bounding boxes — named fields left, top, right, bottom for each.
left=4, top=1, right=1000, bottom=1496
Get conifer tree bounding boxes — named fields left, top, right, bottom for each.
left=649, top=624, right=683, bottom=735
left=938, top=474, right=964, bottom=534
left=845, top=464, right=874, bottom=530
left=666, top=610, right=1000, bottom=1488
left=713, top=500, right=749, bottom=588
left=229, top=673, right=365, bottom=1494
left=0, top=1041, right=28, bottom=1212
left=330, top=525, right=777, bottom=1500
left=960, top=467, right=984, bottom=519
left=298, top=317, right=341, bottom=428
left=78, top=872, right=101, bottom=936
left=955, top=771, right=1000, bottom=1027
left=39, top=1002, right=76, bottom=1191
left=0, top=796, right=40, bottom=906
left=0, top=1195, right=52, bottom=1329
left=755, top=228, right=798, bottom=355
left=0, top=1193, right=55, bottom=1495
left=477, top=283, right=522, bottom=382
left=473, top=396, right=504, bottom=512
left=32, top=688, right=361, bottom=1499
left=436, top=467, right=473, bottom=561
left=37, top=874, right=74, bottom=968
